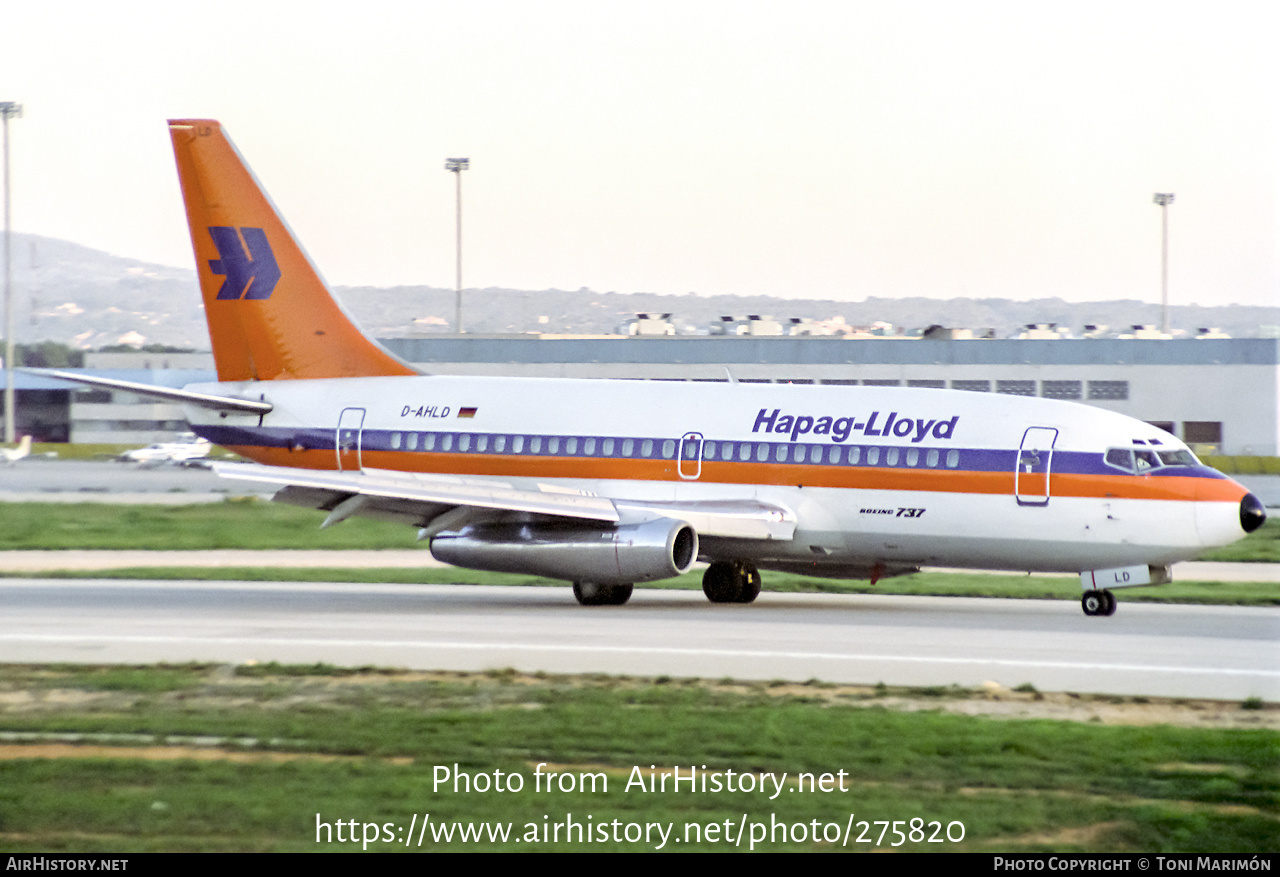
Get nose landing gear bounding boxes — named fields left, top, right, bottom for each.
left=1081, top=589, right=1117, bottom=617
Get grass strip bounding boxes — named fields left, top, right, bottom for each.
left=0, top=663, right=1274, bottom=853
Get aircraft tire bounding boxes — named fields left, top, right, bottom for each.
left=1081, top=591, right=1104, bottom=617
left=734, top=564, right=763, bottom=604
left=702, top=562, right=743, bottom=603
left=1101, top=590, right=1117, bottom=616
left=573, top=582, right=633, bottom=606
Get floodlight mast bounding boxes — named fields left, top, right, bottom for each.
left=1153, top=193, right=1175, bottom=336
left=445, top=157, right=469, bottom=334
left=2, top=101, right=22, bottom=444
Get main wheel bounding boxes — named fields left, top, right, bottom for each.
left=1101, top=590, right=1117, bottom=616
left=573, top=581, right=633, bottom=606
left=703, top=561, right=762, bottom=604
left=734, top=564, right=762, bottom=604
left=702, top=562, right=742, bottom=603
left=1081, top=591, right=1104, bottom=616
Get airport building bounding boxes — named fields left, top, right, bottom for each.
left=8, top=337, right=1279, bottom=456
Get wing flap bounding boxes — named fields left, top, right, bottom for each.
left=616, top=499, right=796, bottom=540
left=214, top=464, right=796, bottom=541
left=213, top=463, right=621, bottom=522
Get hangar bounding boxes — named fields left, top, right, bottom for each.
left=14, top=337, right=1279, bottom=456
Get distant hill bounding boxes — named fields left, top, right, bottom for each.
left=4, top=233, right=1277, bottom=349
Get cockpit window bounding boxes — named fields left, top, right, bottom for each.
left=1134, top=450, right=1160, bottom=472
left=1104, top=448, right=1134, bottom=472
left=1106, top=446, right=1197, bottom=473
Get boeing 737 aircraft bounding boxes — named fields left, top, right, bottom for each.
left=50, top=120, right=1267, bottom=614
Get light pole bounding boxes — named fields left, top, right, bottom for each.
left=1153, top=192, right=1175, bottom=336
left=445, top=157, right=469, bottom=334
left=2, top=101, right=22, bottom=444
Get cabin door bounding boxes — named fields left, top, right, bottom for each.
left=678, top=432, right=703, bottom=480
left=1015, top=426, right=1057, bottom=506
left=336, top=407, right=366, bottom=471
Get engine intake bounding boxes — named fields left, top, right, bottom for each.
left=430, top=516, right=698, bottom=585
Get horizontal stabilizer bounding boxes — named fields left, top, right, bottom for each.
left=31, top=370, right=274, bottom=414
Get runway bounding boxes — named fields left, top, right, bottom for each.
left=2, top=578, right=1275, bottom=700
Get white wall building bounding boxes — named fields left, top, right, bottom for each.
left=47, top=338, right=1280, bottom=456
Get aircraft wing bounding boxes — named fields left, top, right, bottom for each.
left=212, top=463, right=796, bottom=540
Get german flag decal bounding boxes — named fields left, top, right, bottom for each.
left=458, top=407, right=478, bottom=418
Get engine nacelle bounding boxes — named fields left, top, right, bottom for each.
left=430, top=516, right=698, bottom=585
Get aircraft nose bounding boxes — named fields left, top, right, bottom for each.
left=1240, top=493, right=1267, bottom=534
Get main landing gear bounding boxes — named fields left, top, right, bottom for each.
left=702, top=561, right=762, bottom=604
left=1081, top=589, right=1117, bottom=617
left=573, top=581, right=634, bottom=606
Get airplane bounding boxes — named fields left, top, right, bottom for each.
left=118, top=434, right=213, bottom=467
left=1, top=434, right=32, bottom=466
left=47, top=119, right=1267, bottom=615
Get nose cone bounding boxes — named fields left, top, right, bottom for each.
left=1240, top=493, right=1267, bottom=534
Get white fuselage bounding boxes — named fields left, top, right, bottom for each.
left=184, top=376, right=1252, bottom=575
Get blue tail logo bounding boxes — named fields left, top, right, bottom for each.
left=207, top=226, right=281, bottom=300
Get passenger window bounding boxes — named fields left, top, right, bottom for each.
left=493, top=435, right=506, bottom=453
left=583, top=437, right=596, bottom=455
left=927, top=448, right=939, bottom=467
left=846, top=446, right=860, bottom=465
left=885, top=448, right=900, bottom=466
left=622, top=438, right=634, bottom=456
left=602, top=438, right=614, bottom=456
left=775, top=444, right=788, bottom=463
left=529, top=436, right=542, bottom=454
left=547, top=437, right=561, bottom=455
left=946, top=449, right=959, bottom=468
left=828, top=446, right=842, bottom=464
left=424, top=433, right=437, bottom=451
left=704, top=441, right=717, bottom=460
left=662, top=439, right=675, bottom=459
left=407, top=433, right=419, bottom=451
left=565, top=437, right=578, bottom=455
left=756, top=443, right=769, bottom=462
left=865, top=447, right=880, bottom=466
left=458, top=434, right=471, bottom=452
left=511, top=435, right=523, bottom=453
left=390, top=432, right=402, bottom=450
left=441, top=434, right=454, bottom=452
left=906, top=448, right=919, bottom=467
left=476, top=435, right=488, bottom=453
left=641, top=439, right=653, bottom=457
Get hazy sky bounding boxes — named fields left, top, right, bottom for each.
left=3, top=1, right=1276, bottom=307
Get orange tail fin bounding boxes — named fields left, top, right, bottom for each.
left=169, top=119, right=417, bottom=381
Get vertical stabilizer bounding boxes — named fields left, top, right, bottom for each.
left=168, top=119, right=418, bottom=381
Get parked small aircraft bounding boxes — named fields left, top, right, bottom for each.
left=1, top=435, right=32, bottom=466
left=118, top=434, right=213, bottom=467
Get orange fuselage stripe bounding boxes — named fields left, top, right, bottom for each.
left=227, top=446, right=1244, bottom=504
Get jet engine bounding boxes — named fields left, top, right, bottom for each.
left=430, top=516, right=698, bottom=585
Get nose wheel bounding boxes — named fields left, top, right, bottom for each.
left=1081, top=589, right=1117, bottom=617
